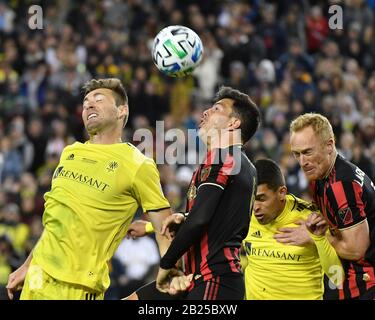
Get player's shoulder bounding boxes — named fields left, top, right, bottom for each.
left=61, top=141, right=81, bottom=153
left=123, top=142, right=157, bottom=168
left=334, top=154, right=358, bottom=181
left=286, top=194, right=317, bottom=217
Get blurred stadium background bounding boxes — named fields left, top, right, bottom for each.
left=1, top=0, right=375, bottom=300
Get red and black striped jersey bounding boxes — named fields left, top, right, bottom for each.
left=159, top=145, right=257, bottom=286
left=311, top=154, right=375, bottom=299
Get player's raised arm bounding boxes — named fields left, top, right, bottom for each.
left=306, top=213, right=345, bottom=287
left=147, top=208, right=173, bottom=258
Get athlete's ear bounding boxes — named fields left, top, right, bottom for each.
left=278, top=186, right=287, bottom=201
left=326, top=137, right=335, bottom=155
left=117, top=105, right=128, bottom=120
left=228, top=117, right=241, bottom=131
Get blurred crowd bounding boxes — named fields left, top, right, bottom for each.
left=1, top=0, right=375, bottom=299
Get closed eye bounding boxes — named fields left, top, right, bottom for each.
left=292, top=149, right=313, bottom=158
left=255, top=195, right=266, bottom=202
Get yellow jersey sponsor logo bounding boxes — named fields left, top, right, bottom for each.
left=244, top=242, right=302, bottom=261
left=53, top=166, right=110, bottom=192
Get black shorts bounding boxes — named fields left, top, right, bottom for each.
left=185, top=274, right=244, bottom=300
left=358, top=285, right=375, bottom=300
left=136, top=274, right=244, bottom=300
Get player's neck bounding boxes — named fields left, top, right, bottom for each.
left=208, top=132, right=242, bottom=150
left=273, top=199, right=287, bottom=222
left=89, top=130, right=122, bottom=145
left=323, top=150, right=337, bottom=179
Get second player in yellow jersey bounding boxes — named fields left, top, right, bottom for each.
left=243, top=159, right=343, bottom=300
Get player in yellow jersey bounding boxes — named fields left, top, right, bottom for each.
left=6, top=78, right=172, bottom=300
left=243, top=158, right=344, bottom=300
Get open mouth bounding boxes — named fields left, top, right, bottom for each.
left=88, top=113, right=98, bottom=120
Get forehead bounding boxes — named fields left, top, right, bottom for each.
left=290, top=126, right=319, bottom=151
left=84, top=88, right=113, bottom=100
left=256, top=183, right=274, bottom=195
left=214, top=98, right=234, bottom=111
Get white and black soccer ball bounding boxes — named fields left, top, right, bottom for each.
left=151, top=25, right=203, bottom=77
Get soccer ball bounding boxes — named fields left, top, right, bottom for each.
left=151, top=25, right=203, bottom=77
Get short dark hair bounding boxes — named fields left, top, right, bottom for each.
left=82, top=78, right=128, bottom=106
left=213, top=86, right=260, bottom=143
left=254, top=158, right=285, bottom=191
left=82, top=78, right=129, bottom=126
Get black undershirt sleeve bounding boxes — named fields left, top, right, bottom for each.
left=159, top=184, right=224, bottom=269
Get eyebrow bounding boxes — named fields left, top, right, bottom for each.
left=292, top=148, right=313, bottom=154
left=255, top=193, right=266, bottom=199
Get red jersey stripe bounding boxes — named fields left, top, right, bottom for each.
left=205, top=149, right=217, bottom=166
left=190, top=246, right=196, bottom=276
left=183, top=252, right=189, bottom=274
left=208, top=280, right=215, bottom=300
left=224, top=247, right=238, bottom=272
left=348, top=262, right=360, bottom=298
left=200, top=232, right=211, bottom=280
left=203, top=282, right=211, bottom=300
left=352, top=181, right=366, bottom=218
left=213, top=276, right=220, bottom=300
left=331, top=181, right=348, bottom=209
left=339, top=288, right=345, bottom=300
left=217, top=153, right=234, bottom=185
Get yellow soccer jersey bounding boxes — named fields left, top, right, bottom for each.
left=32, top=142, right=169, bottom=292
left=243, top=194, right=325, bottom=300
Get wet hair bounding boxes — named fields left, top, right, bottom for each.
left=213, top=86, right=260, bottom=143
left=290, top=113, right=335, bottom=144
left=83, top=78, right=128, bottom=106
left=254, top=158, right=285, bottom=191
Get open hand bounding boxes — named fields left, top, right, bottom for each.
left=161, top=213, right=185, bottom=240
left=6, top=264, right=28, bottom=300
left=305, top=212, right=328, bottom=236
left=274, top=219, right=313, bottom=246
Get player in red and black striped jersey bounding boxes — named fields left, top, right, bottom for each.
left=156, top=86, right=260, bottom=300
left=290, top=113, right=375, bottom=300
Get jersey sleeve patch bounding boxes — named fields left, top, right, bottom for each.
left=338, top=207, right=354, bottom=226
